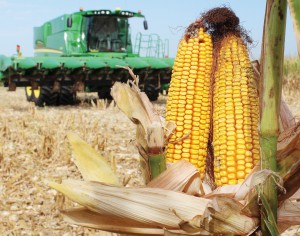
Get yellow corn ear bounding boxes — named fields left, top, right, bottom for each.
left=213, top=35, right=260, bottom=186
left=166, top=28, right=213, bottom=178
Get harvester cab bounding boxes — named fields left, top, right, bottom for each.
left=0, top=8, right=174, bottom=106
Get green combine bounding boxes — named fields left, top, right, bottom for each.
left=0, top=8, right=174, bottom=106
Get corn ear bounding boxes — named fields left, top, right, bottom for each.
left=213, top=35, right=260, bottom=186
left=166, top=28, right=213, bottom=178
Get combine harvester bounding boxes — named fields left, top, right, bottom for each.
left=0, top=8, right=174, bottom=106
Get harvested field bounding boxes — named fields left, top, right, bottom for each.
left=0, top=77, right=299, bottom=235
left=0, top=87, right=166, bottom=235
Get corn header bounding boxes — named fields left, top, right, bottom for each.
left=0, top=8, right=174, bottom=106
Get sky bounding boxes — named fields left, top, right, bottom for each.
left=0, top=0, right=297, bottom=60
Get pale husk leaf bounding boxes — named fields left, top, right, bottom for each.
left=147, top=160, right=203, bottom=195
left=147, top=122, right=165, bottom=151
left=277, top=121, right=300, bottom=159
left=278, top=158, right=300, bottom=203
left=110, top=82, right=152, bottom=130
left=279, top=100, right=296, bottom=132
left=49, top=179, right=211, bottom=228
left=278, top=201, right=300, bottom=233
left=67, top=133, right=120, bottom=185
left=289, top=188, right=300, bottom=200
left=241, top=169, right=283, bottom=218
left=204, top=165, right=260, bottom=200
left=62, top=207, right=166, bottom=235
left=183, top=197, right=259, bottom=235
left=63, top=208, right=209, bottom=236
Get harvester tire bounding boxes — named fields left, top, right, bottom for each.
left=144, top=83, right=159, bottom=101
left=98, top=87, right=112, bottom=100
left=59, top=86, right=78, bottom=105
left=35, top=86, right=59, bottom=107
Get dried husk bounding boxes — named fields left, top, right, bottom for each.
left=279, top=100, right=296, bottom=131
left=49, top=179, right=211, bottom=229
left=147, top=159, right=203, bottom=195
left=278, top=201, right=300, bottom=233
left=110, top=79, right=163, bottom=156
left=67, top=133, right=120, bottom=185
left=204, top=197, right=259, bottom=234
left=111, top=79, right=166, bottom=180
left=62, top=207, right=166, bottom=235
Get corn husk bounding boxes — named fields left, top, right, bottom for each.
left=110, top=78, right=163, bottom=157
left=62, top=207, right=166, bottom=235
left=278, top=201, right=300, bottom=233
left=111, top=79, right=166, bottom=180
left=49, top=179, right=211, bottom=229
left=67, top=133, right=120, bottom=185
left=147, top=159, right=204, bottom=195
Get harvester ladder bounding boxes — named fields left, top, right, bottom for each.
left=134, top=33, right=169, bottom=58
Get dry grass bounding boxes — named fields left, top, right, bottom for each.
left=0, top=88, right=166, bottom=235
left=282, top=58, right=300, bottom=119
left=0, top=72, right=299, bottom=235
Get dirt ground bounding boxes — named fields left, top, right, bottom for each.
left=0, top=87, right=299, bottom=235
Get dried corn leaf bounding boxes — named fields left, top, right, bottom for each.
left=147, top=122, right=165, bottom=152
left=165, top=121, right=176, bottom=141
left=183, top=197, right=259, bottom=235
left=278, top=201, right=300, bottom=233
left=277, top=150, right=300, bottom=177
left=204, top=165, right=260, bottom=200
left=289, top=188, right=300, bottom=200
left=62, top=207, right=166, bottom=235
left=164, top=229, right=210, bottom=236
left=147, top=160, right=202, bottom=195
left=63, top=207, right=208, bottom=236
left=278, top=159, right=300, bottom=203
left=277, top=121, right=300, bottom=159
left=241, top=169, right=281, bottom=218
left=204, top=184, right=240, bottom=199
left=67, top=133, right=120, bottom=185
left=234, top=165, right=260, bottom=200
left=279, top=100, right=296, bottom=132
left=111, top=82, right=152, bottom=130
left=49, top=179, right=211, bottom=229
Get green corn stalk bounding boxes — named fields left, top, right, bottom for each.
left=288, top=0, right=300, bottom=57
left=260, top=0, right=287, bottom=235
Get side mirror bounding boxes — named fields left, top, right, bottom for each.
left=67, top=16, right=73, bottom=28
left=143, top=19, right=148, bottom=30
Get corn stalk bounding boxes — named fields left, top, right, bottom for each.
left=287, top=0, right=300, bottom=57
left=260, top=0, right=287, bottom=235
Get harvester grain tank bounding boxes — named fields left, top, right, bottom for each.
left=0, top=8, right=174, bottom=106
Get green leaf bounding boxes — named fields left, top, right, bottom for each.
left=256, top=186, right=280, bottom=236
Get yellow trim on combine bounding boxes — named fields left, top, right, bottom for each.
left=25, top=86, right=32, bottom=96
left=33, top=87, right=40, bottom=98
left=34, top=48, right=63, bottom=54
